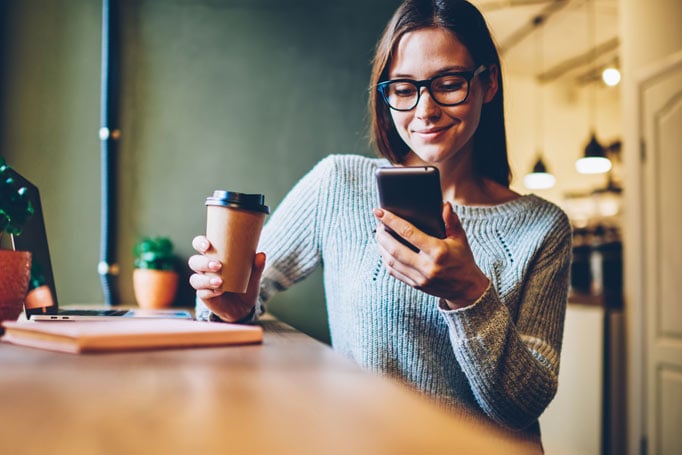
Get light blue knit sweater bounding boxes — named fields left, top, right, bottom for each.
left=197, top=154, right=572, bottom=439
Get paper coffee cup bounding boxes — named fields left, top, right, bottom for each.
left=205, top=191, right=269, bottom=294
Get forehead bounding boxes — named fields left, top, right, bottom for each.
left=389, top=27, right=474, bottom=77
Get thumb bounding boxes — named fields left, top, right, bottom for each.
left=246, top=252, right=266, bottom=297
left=442, top=202, right=464, bottom=237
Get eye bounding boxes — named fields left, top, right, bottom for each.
left=389, top=82, right=417, bottom=97
left=433, top=75, right=466, bottom=92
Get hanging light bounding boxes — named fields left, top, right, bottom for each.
left=576, top=132, right=612, bottom=174
left=524, top=14, right=555, bottom=190
left=576, top=0, right=611, bottom=175
left=524, top=155, right=556, bottom=190
left=602, top=66, right=621, bottom=86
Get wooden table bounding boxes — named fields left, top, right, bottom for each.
left=0, top=318, right=538, bottom=454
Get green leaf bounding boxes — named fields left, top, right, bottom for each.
left=0, top=161, right=34, bottom=237
left=132, top=236, right=176, bottom=270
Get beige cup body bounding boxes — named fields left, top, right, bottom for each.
left=205, top=205, right=266, bottom=293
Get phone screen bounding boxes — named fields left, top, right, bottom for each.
left=375, top=166, right=446, bottom=251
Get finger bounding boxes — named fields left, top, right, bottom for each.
left=389, top=267, right=419, bottom=288
left=187, top=254, right=222, bottom=273
left=376, top=247, right=419, bottom=287
left=189, top=272, right=223, bottom=292
left=443, top=202, right=464, bottom=237
left=375, top=234, right=424, bottom=282
left=192, top=235, right=211, bottom=253
left=374, top=208, right=425, bottom=252
left=245, top=252, right=266, bottom=297
left=375, top=224, right=426, bottom=275
left=374, top=223, right=410, bottom=258
left=196, top=288, right=224, bottom=300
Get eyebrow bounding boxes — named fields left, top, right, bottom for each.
left=389, top=65, right=472, bottom=79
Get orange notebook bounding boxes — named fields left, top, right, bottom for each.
left=1, top=319, right=263, bottom=354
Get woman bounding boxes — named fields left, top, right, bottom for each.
left=188, top=0, right=571, bottom=444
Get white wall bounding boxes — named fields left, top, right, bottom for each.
left=541, top=304, right=605, bottom=455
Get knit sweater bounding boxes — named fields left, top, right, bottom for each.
left=196, top=154, right=572, bottom=439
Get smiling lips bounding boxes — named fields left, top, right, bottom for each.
left=412, top=125, right=451, bottom=141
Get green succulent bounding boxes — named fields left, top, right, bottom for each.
left=0, top=157, right=34, bottom=239
left=133, top=236, right=176, bottom=271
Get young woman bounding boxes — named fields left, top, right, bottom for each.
left=188, top=0, right=571, bottom=445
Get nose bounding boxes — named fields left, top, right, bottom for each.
left=414, top=87, right=441, bottom=119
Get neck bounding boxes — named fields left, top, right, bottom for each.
left=403, top=149, right=483, bottom=205
left=402, top=150, right=518, bottom=206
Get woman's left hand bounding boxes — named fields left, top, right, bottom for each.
left=374, top=202, right=490, bottom=309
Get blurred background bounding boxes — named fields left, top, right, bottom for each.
left=0, top=0, right=623, bottom=340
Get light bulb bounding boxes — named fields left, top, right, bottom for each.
left=524, top=172, right=556, bottom=190
left=602, top=67, right=621, bottom=87
left=575, top=156, right=612, bottom=174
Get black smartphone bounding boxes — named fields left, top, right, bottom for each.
left=375, top=166, right=446, bottom=251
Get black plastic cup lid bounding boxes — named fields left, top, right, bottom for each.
left=205, top=190, right=269, bottom=214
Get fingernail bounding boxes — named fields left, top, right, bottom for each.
left=373, top=208, right=384, bottom=218
left=199, top=240, right=209, bottom=250
left=209, top=260, right=221, bottom=271
left=209, top=277, right=222, bottom=286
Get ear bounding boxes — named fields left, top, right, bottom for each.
left=483, top=64, right=499, bottom=104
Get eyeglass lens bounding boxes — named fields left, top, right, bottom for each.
left=382, top=74, right=471, bottom=111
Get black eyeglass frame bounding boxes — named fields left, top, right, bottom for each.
left=376, top=64, right=488, bottom=112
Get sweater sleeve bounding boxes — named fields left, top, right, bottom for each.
left=438, top=215, right=572, bottom=430
left=254, top=156, right=337, bottom=311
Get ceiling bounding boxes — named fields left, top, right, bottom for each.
left=469, top=0, right=620, bottom=84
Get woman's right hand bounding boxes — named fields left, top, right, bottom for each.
left=188, top=235, right=266, bottom=322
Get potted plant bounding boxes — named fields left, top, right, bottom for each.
left=24, top=261, right=55, bottom=310
left=132, top=236, right=179, bottom=309
left=0, top=157, right=34, bottom=324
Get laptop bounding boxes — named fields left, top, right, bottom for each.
left=7, top=166, right=192, bottom=321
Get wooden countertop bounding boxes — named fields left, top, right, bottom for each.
left=0, top=317, right=539, bottom=454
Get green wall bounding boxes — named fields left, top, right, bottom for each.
left=0, top=0, right=398, bottom=343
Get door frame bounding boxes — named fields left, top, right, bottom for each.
left=627, top=49, right=682, bottom=455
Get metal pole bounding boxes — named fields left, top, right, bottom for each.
left=98, top=0, right=121, bottom=305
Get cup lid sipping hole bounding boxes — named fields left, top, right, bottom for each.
left=205, top=190, right=270, bottom=214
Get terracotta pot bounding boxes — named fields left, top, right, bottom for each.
left=0, top=250, right=32, bottom=324
left=133, top=268, right=179, bottom=309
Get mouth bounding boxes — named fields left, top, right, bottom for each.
left=412, top=125, right=451, bottom=140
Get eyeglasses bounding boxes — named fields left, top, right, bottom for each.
left=377, top=65, right=487, bottom=112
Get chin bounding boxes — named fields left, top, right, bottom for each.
left=408, top=147, right=452, bottom=165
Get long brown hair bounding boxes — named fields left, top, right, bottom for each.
left=369, top=0, right=511, bottom=187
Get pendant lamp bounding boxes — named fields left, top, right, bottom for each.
left=576, top=0, right=611, bottom=175
left=523, top=15, right=555, bottom=190
left=524, top=154, right=556, bottom=190
left=576, top=131, right=612, bottom=174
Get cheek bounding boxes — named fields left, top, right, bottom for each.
left=390, top=111, right=412, bottom=139
left=467, top=88, right=487, bottom=119
left=461, top=103, right=483, bottom=131
left=449, top=98, right=484, bottom=134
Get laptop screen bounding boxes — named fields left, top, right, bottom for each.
left=7, top=168, right=60, bottom=317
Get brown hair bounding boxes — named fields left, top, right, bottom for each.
left=369, top=0, right=511, bottom=187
